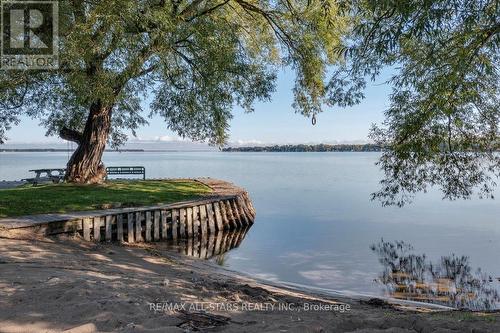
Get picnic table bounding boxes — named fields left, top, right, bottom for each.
left=23, top=168, right=66, bottom=185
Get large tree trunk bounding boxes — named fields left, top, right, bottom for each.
left=62, top=101, right=112, bottom=184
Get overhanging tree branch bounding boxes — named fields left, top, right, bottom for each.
left=59, top=127, right=83, bottom=144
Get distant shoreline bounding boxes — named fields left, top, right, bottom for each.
left=222, top=144, right=383, bottom=152
left=0, top=145, right=384, bottom=153
left=0, top=149, right=213, bottom=153
left=0, top=148, right=146, bottom=152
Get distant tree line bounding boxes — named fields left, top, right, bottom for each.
left=222, top=144, right=384, bottom=152
left=0, top=149, right=144, bottom=153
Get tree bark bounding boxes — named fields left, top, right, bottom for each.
left=63, top=101, right=112, bottom=184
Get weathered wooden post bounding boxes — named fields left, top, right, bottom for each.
left=154, top=210, right=160, bottom=241
left=93, top=217, right=102, bottom=241
left=199, top=205, right=208, bottom=236
left=193, top=206, right=200, bottom=237
left=179, top=208, right=186, bottom=238
left=213, top=202, right=224, bottom=231
left=161, top=210, right=168, bottom=240
left=83, top=217, right=92, bottom=241
left=145, top=211, right=152, bottom=242
left=105, top=215, right=113, bottom=242
left=207, top=204, right=217, bottom=234
left=117, top=214, right=124, bottom=242
left=127, top=213, right=134, bottom=243
left=186, top=207, right=193, bottom=238
left=135, top=212, right=143, bottom=242
left=172, top=209, right=179, bottom=241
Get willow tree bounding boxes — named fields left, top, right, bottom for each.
left=0, top=0, right=349, bottom=183
left=328, top=0, right=500, bottom=206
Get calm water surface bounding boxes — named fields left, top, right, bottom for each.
left=1, top=151, right=499, bottom=309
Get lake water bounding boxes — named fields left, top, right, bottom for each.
left=1, top=151, right=499, bottom=309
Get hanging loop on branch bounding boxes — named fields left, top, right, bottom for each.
left=311, top=114, right=317, bottom=126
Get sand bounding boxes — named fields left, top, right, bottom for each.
left=0, top=230, right=498, bottom=333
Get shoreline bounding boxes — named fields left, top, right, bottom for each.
left=1, top=229, right=498, bottom=333
left=164, top=247, right=458, bottom=313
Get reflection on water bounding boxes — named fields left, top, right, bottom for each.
left=371, top=240, right=500, bottom=310
left=3, top=152, right=500, bottom=304
left=162, top=227, right=250, bottom=262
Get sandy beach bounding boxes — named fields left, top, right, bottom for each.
left=0, top=229, right=498, bottom=333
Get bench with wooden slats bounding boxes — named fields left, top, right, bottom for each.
left=106, top=166, right=145, bottom=180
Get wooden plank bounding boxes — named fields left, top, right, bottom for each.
left=127, top=213, right=134, bottom=243
left=154, top=210, right=160, bottom=241
left=243, top=193, right=255, bottom=218
left=192, top=206, right=200, bottom=237
left=199, top=205, right=208, bottom=236
left=225, top=200, right=237, bottom=229
left=83, top=217, right=92, bottom=241
left=229, top=200, right=242, bottom=228
left=239, top=195, right=254, bottom=221
left=179, top=208, right=186, bottom=239
left=213, top=202, right=224, bottom=231
left=206, top=204, right=216, bottom=234
left=172, top=209, right=179, bottom=241
left=186, top=207, right=193, bottom=238
left=105, top=215, right=112, bottom=242
left=244, top=195, right=255, bottom=220
left=117, top=214, right=124, bottom=242
left=135, top=212, right=143, bottom=242
left=145, top=211, right=152, bottom=242
left=226, top=200, right=238, bottom=230
left=236, top=196, right=249, bottom=226
left=247, top=194, right=256, bottom=218
left=93, top=217, right=102, bottom=241
left=161, top=210, right=168, bottom=239
left=219, top=200, right=230, bottom=230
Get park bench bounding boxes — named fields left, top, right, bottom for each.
left=22, top=166, right=146, bottom=185
left=106, top=166, right=146, bottom=180
left=23, top=168, right=66, bottom=185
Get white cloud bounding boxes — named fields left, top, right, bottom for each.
left=153, top=135, right=186, bottom=142
left=131, top=135, right=189, bottom=143
left=231, top=139, right=265, bottom=146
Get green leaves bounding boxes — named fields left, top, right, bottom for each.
left=330, top=0, right=500, bottom=206
left=0, top=0, right=349, bottom=147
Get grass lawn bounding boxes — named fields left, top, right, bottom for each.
left=0, top=180, right=212, bottom=218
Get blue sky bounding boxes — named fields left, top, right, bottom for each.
left=5, top=68, right=392, bottom=147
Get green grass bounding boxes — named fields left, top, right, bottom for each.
left=0, top=180, right=212, bottom=218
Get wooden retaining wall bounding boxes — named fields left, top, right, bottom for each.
left=0, top=179, right=256, bottom=243
left=79, top=192, right=254, bottom=242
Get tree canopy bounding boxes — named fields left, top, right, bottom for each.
left=0, top=0, right=352, bottom=182
left=329, top=0, right=500, bottom=206
left=0, top=0, right=349, bottom=147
